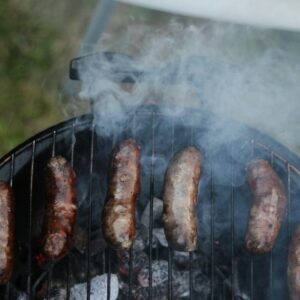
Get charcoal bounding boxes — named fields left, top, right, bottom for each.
left=90, top=237, right=107, bottom=256
left=137, top=260, right=168, bottom=287
left=70, top=274, right=119, bottom=300
left=35, top=279, right=66, bottom=300
left=173, top=250, right=190, bottom=267
left=117, top=249, right=148, bottom=278
left=119, top=281, right=168, bottom=300
left=69, top=256, right=102, bottom=282
left=48, top=287, right=67, bottom=300
left=192, top=270, right=211, bottom=297
left=73, top=226, right=88, bottom=253
left=172, top=271, right=190, bottom=298
left=133, top=224, right=148, bottom=251
left=73, top=226, right=107, bottom=256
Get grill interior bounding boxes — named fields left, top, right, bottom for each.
left=0, top=105, right=300, bottom=299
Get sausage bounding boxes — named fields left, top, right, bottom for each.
left=162, top=146, right=202, bottom=252
left=245, top=159, right=287, bottom=253
left=288, top=225, right=300, bottom=300
left=0, top=182, right=14, bottom=284
left=102, top=138, right=141, bottom=250
left=38, top=156, right=77, bottom=262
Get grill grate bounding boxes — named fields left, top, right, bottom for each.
left=0, top=107, right=300, bottom=299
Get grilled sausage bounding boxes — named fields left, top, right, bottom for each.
left=245, top=159, right=287, bottom=253
left=38, top=156, right=77, bottom=262
left=102, top=138, right=141, bottom=250
left=288, top=225, right=300, bottom=300
left=162, top=146, right=202, bottom=252
left=0, top=182, right=14, bottom=284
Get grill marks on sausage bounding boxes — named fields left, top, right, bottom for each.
left=245, top=159, right=287, bottom=253
left=40, top=156, right=77, bottom=260
left=163, top=146, right=202, bottom=252
left=288, top=226, right=300, bottom=300
left=0, top=182, right=14, bottom=284
left=102, top=139, right=141, bottom=250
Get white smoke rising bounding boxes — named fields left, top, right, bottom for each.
left=77, top=21, right=300, bottom=153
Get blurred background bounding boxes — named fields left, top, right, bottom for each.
left=1, top=0, right=300, bottom=156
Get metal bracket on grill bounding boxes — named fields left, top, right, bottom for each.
left=69, top=51, right=240, bottom=95
left=69, top=52, right=144, bottom=83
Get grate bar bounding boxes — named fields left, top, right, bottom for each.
left=87, top=123, right=95, bottom=300
left=230, top=156, right=235, bottom=300
left=46, top=270, right=52, bottom=299
left=167, top=117, right=175, bottom=300
left=66, top=121, right=76, bottom=300
left=27, top=141, right=36, bottom=299
left=269, top=152, right=275, bottom=299
left=148, top=111, right=156, bottom=299
left=45, top=131, right=57, bottom=300
left=272, top=151, right=288, bottom=165
left=250, top=139, right=255, bottom=300
left=210, top=164, right=215, bottom=300
left=189, top=127, right=195, bottom=300
left=252, top=139, right=269, bottom=151
left=287, top=164, right=292, bottom=242
left=168, top=248, right=173, bottom=300
left=5, top=155, right=15, bottom=300
left=128, top=112, right=136, bottom=299
left=189, top=252, right=193, bottom=300
left=128, top=247, right=133, bottom=299
left=51, top=130, right=56, bottom=158
left=289, top=163, right=300, bottom=176
left=106, top=249, right=111, bottom=300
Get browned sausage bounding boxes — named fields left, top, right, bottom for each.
left=162, top=146, right=202, bottom=252
left=0, top=182, right=14, bottom=284
left=37, top=156, right=77, bottom=263
left=245, top=159, right=287, bottom=253
left=288, top=225, right=300, bottom=300
left=102, top=138, right=141, bottom=250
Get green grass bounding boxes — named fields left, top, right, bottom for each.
left=0, top=2, right=63, bottom=155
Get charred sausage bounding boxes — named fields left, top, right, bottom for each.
left=102, top=138, right=141, bottom=250
left=162, top=146, right=202, bottom=252
left=245, top=159, right=287, bottom=253
left=0, top=182, right=14, bottom=284
left=288, top=225, right=300, bottom=300
left=38, top=156, right=77, bottom=262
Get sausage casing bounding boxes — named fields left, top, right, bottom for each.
left=102, top=138, right=141, bottom=250
left=162, top=146, right=202, bottom=252
left=288, top=225, right=300, bottom=300
left=245, top=159, right=287, bottom=253
left=0, top=182, right=14, bottom=284
left=40, top=156, right=77, bottom=261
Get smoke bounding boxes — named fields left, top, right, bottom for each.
left=77, top=21, right=300, bottom=154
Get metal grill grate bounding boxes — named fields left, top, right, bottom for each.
left=0, top=107, right=300, bottom=299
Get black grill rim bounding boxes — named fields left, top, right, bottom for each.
left=1, top=107, right=300, bottom=172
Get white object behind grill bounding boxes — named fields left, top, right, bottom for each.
left=119, top=0, right=300, bottom=31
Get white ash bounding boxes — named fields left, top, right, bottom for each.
left=17, top=294, right=27, bottom=300
left=119, top=281, right=168, bottom=300
left=70, top=274, right=119, bottom=300
left=137, top=260, right=168, bottom=287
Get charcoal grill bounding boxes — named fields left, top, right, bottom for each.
left=0, top=55, right=300, bottom=300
